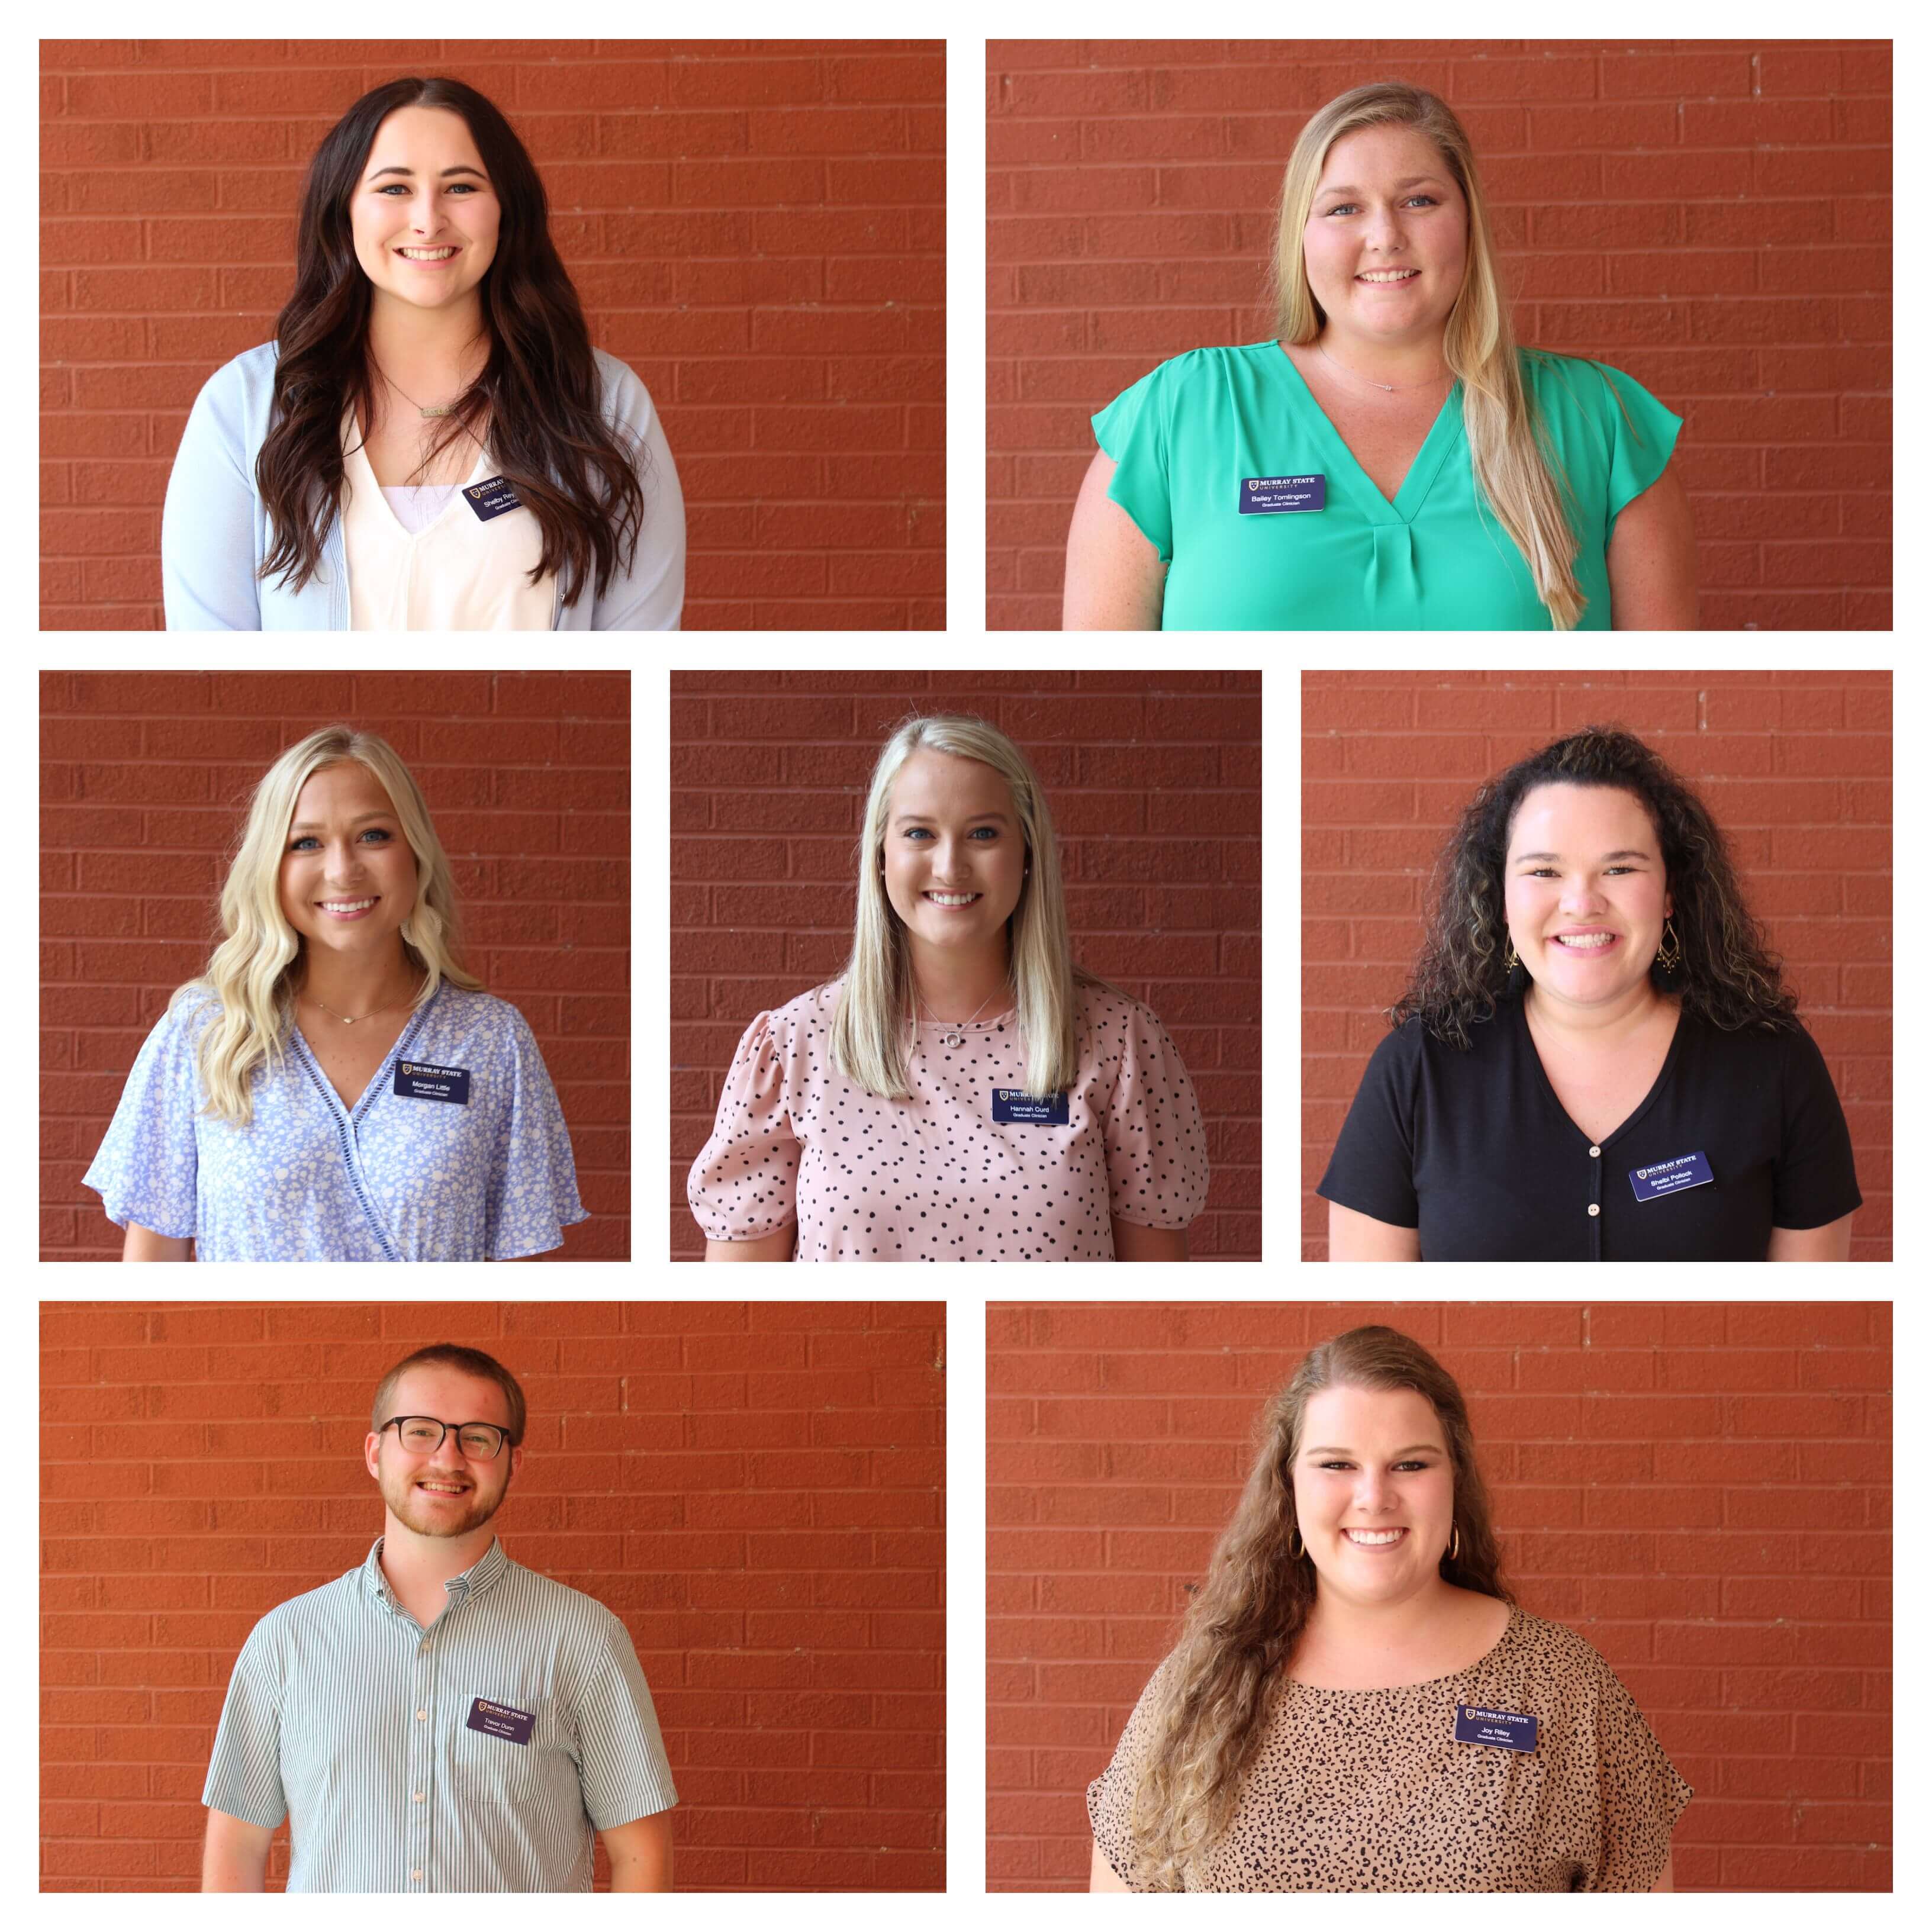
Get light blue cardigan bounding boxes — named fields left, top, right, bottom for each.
left=160, top=343, right=684, bottom=629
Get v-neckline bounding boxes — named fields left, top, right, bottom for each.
left=1273, top=342, right=1463, bottom=522
left=291, top=986, right=440, bottom=1122
left=349, top=409, right=492, bottom=539
left=1515, top=994, right=1684, bottom=1149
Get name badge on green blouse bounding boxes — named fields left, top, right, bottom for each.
left=1238, top=474, right=1326, bottom=514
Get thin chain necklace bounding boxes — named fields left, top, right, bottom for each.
left=1316, top=339, right=1450, bottom=395
left=916, top=987, right=1002, bottom=1051
left=302, top=976, right=417, bottom=1028
left=373, top=359, right=468, bottom=420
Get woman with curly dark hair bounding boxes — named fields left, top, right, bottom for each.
left=161, top=76, right=683, bottom=629
left=1318, top=727, right=1860, bottom=1261
left=1087, top=1326, right=1690, bottom=1890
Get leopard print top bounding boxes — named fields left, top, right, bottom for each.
left=1088, top=1605, right=1692, bottom=1891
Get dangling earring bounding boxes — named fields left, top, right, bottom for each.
left=1448, top=1524, right=1460, bottom=1563
left=1502, top=936, right=1518, bottom=974
left=1288, top=1526, right=1305, bottom=1561
left=1654, top=916, right=1682, bottom=972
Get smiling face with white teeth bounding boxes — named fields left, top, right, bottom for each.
left=881, top=750, right=1027, bottom=1004
left=365, top=1364, right=520, bottom=1546
left=278, top=760, right=420, bottom=975
left=1301, top=123, right=1468, bottom=382
left=1292, top=1384, right=1458, bottom=1615
left=350, top=104, right=500, bottom=328
left=1504, top=784, right=1673, bottom=1021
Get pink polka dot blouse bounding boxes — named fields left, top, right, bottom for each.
left=688, top=978, right=1210, bottom=1261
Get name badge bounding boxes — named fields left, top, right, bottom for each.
left=991, top=1087, right=1070, bottom=1125
left=466, top=1696, right=534, bottom=1746
left=1628, top=1150, right=1714, bottom=1202
left=463, top=475, right=524, bottom=522
left=394, top=1060, right=472, bottom=1105
left=1454, top=1703, right=1538, bottom=1751
left=1237, top=474, right=1326, bottom=514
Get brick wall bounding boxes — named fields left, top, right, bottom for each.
left=1300, top=669, right=1891, bottom=1261
left=40, top=669, right=629, bottom=1261
left=41, top=38, right=945, bottom=630
left=987, top=38, right=1892, bottom=629
left=986, top=1300, right=1892, bottom=1892
left=671, top=670, right=1263, bottom=1259
left=41, top=1299, right=945, bottom=1892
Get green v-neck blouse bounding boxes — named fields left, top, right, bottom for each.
left=1091, top=343, right=1682, bottom=630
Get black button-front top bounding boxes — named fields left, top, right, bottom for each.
left=1318, top=1000, right=1862, bottom=1261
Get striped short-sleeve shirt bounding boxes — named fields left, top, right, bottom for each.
left=202, top=1537, right=677, bottom=1892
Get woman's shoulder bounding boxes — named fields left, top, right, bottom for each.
left=1515, top=346, right=1670, bottom=421
left=1132, top=341, right=1277, bottom=393
left=749, top=979, right=845, bottom=1038
left=590, top=347, right=663, bottom=434
left=1498, top=1603, right=1621, bottom=1683
left=428, top=983, right=528, bottom=1032
left=1074, top=976, right=1187, bottom=1047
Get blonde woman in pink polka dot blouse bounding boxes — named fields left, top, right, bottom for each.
left=688, top=713, right=1210, bottom=1261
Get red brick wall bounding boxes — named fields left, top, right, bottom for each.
left=41, top=1299, right=945, bottom=1892
left=1300, top=669, right=1891, bottom=1261
left=671, top=670, right=1263, bottom=1259
left=987, top=38, right=1892, bottom=630
left=40, top=669, right=629, bottom=1261
left=987, top=1300, right=1892, bottom=1892
left=41, top=38, right=944, bottom=631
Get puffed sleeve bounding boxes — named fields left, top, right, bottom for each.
left=483, top=1004, right=590, bottom=1260
left=687, top=1011, right=801, bottom=1241
left=1589, top=358, right=1683, bottom=526
left=1086, top=1654, right=1176, bottom=1891
left=82, top=1000, right=205, bottom=1241
left=1316, top=1022, right=1422, bottom=1228
left=1771, top=1022, right=1863, bottom=1230
left=1092, top=359, right=1176, bottom=562
left=1105, top=999, right=1209, bottom=1229
left=1579, top=1653, right=1693, bottom=1891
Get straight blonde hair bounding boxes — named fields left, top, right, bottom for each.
left=1272, top=82, right=1650, bottom=630
left=173, top=726, right=481, bottom=1126
left=828, top=713, right=1110, bottom=1099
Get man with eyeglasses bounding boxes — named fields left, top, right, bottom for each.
left=199, top=1344, right=677, bottom=1892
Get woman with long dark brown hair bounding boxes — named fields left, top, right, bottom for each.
left=1087, top=1326, right=1690, bottom=1892
left=161, top=76, right=682, bottom=629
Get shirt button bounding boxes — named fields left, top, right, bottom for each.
left=1588, top=1203, right=1601, bottom=1217
left=414, top=1791, right=424, bottom=1802
left=1589, top=1146, right=1601, bottom=1158
left=416, top=1710, right=427, bottom=1721
left=411, top=1869, right=423, bottom=1882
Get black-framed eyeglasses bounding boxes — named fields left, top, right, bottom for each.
left=381, top=1416, right=512, bottom=1460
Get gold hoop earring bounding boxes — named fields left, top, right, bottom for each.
left=1655, top=917, right=1682, bottom=971
left=1448, top=1524, right=1460, bottom=1563
left=1288, top=1526, right=1305, bottom=1561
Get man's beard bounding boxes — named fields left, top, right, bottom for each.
left=382, top=1465, right=508, bottom=1539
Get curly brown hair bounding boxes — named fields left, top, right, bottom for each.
left=1391, top=724, right=1799, bottom=1048
left=1125, top=1326, right=1511, bottom=1890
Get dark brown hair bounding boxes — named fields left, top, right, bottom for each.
left=1392, top=724, right=1801, bottom=1048
left=1128, top=1326, right=1510, bottom=1888
left=255, top=76, right=647, bottom=608
left=371, top=1344, right=527, bottom=1444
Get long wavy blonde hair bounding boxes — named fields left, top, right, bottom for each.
left=172, top=725, right=481, bottom=1126
left=827, top=713, right=1110, bottom=1099
left=1125, top=1326, right=1513, bottom=1890
left=1273, top=82, right=1651, bottom=630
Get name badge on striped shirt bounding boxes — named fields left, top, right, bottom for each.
left=1454, top=1702, right=1537, bottom=1751
left=467, top=1696, right=535, bottom=1745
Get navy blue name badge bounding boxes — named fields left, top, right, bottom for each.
left=394, top=1060, right=471, bottom=1105
left=1628, top=1150, right=1714, bottom=1202
left=1454, top=1703, right=1538, bottom=1752
left=991, top=1087, right=1070, bottom=1125
left=466, top=1696, right=535, bottom=1746
left=1238, top=474, right=1326, bottom=514
left=463, top=475, right=523, bottom=523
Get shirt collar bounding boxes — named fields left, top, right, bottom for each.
left=360, top=1532, right=511, bottom=1613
